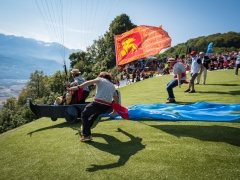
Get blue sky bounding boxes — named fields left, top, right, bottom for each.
left=1, top=0, right=240, bottom=52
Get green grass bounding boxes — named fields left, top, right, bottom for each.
left=1, top=69, right=240, bottom=180
left=118, top=69, right=240, bottom=106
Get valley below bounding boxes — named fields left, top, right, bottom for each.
left=0, top=79, right=28, bottom=109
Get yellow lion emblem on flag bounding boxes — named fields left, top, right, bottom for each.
left=121, top=38, right=138, bottom=56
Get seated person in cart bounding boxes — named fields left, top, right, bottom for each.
left=65, top=69, right=90, bottom=104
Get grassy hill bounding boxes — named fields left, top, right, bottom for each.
left=118, top=69, right=240, bottom=106
left=0, top=69, right=240, bottom=180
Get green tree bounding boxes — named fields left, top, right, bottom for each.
left=17, top=88, right=28, bottom=106
left=157, top=31, right=240, bottom=58
left=103, top=14, right=136, bottom=69
left=87, top=37, right=109, bottom=77
left=49, top=70, right=66, bottom=94
left=0, top=97, right=18, bottom=133
left=0, top=96, right=36, bottom=133
left=26, top=70, right=50, bottom=104
left=69, top=51, right=93, bottom=80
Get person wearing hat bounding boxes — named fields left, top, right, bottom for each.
left=184, top=51, right=202, bottom=93
left=166, top=57, right=187, bottom=103
left=196, top=52, right=210, bottom=85
left=66, top=69, right=90, bottom=104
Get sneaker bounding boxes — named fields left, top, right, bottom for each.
left=184, top=89, right=190, bottom=92
left=80, top=136, right=92, bottom=142
left=195, top=83, right=199, bottom=85
left=166, top=99, right=176, bottom=103
left=189, top=90, right=196, bottom=93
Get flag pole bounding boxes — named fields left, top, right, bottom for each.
left=114, top=34, right=122, bottom=105
left=114, top=35, right=120, bottom=89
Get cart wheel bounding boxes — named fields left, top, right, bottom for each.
left=51, top=118, right=58, bottom=121
left=64, top=106, right=78, bottom=123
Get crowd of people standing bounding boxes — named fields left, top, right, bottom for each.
left=165, top=50, right=240, bottom=103
left=118, top=50, right=239, bottom=103
left=119, top=50, right=240, bottom=85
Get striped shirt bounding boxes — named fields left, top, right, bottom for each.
left=70, top=76, right=89, bottom=91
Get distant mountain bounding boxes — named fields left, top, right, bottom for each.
left=0, top=34, right=81, bottom=79
left=0, top=54, right=63, bottom=79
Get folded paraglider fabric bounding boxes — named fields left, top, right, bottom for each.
left=102, top=102, right=240, bottom=122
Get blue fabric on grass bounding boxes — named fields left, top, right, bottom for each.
left=103, top=102, right=240, bottom=122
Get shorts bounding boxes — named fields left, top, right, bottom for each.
left=189, top=73, right=198, bottom=84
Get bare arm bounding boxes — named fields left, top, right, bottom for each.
left=109, top=91, right=119, bottom=116
left=67, top=78, right=98, bottom=91
left=176, top=69, right=182, bottom=87
left=113, top=95, right=119, bottom=104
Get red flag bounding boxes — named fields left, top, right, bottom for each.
left=115, top=25, right=171, bottom=66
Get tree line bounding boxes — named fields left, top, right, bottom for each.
left=157, top=31, right=240, bottom=59
left=1, top=13, right=239, bottom=133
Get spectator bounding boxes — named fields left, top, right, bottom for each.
left=126, top=72, right=131, bottom=85
left=196, top=52, right=210, bottom=85
left=120, top=73, right=124, bottom=81
left=149, top=71, right=154, bottom=77
left=209, top=57, right=215, bottom=70
left=223, top=60, right=229, bottom=69
left=218, top=55, right=224, bottom=69
left=65, top=69, right=90, bottom=104
left=135, top=69, right=141, bottom=82
left=161, top=62, right=170, bottom=75
left=157, top=63, right=163, bottom=75
left=129, top=63, right=135, bottom=73
left=235, top=51, right=240, bottom=75
left=132, top=69, right=137, bottom=82
left=166, top=58, right=187, bottom=103
left=184, top=51, right=202, bottom=93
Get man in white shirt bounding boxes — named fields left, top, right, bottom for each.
left=68, top=72, right=119, bottom=142
left=184, top=51, right=202, bottom=93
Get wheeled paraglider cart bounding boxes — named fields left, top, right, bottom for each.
left=27, top=98, right=88, bottom=123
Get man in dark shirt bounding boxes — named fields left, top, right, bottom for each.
left=196, top=52, right=210, bottom=85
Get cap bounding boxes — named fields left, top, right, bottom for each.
left=190, top=51, right=197, bottom=55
